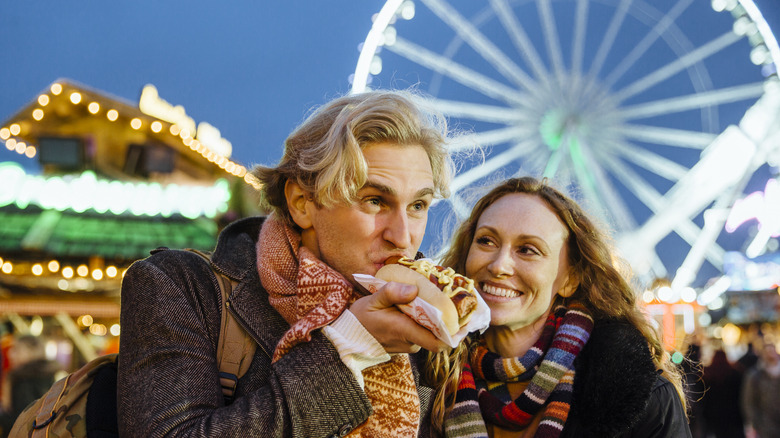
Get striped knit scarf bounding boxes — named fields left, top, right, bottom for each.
left=444, top=303, right=594, bottom=438
left=257, top=215, right=420, bottom=437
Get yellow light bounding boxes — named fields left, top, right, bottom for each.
left=0, top=128, right=9, bottom=139
left=183, top=137, right=193, bottom=146
left=107, top=109, right=119, bottom=121
left=51, top=83, right=62, bottom=95
left=89, top=324, right=107, bottom=336
left=179, top=128, right=191, bottom=139
left=722, top=323, right=742, bottom=346
left=25, top=146, right=36, bottom=158
left=62, top=266, right=74, bottom=279
left=58, top=279, right=69, bottom=290
left=88, top=102, right=100, bottom=114
left=106, top=266, right=118, bottom=277
left=130, top=118, right=142, bottom=130
left=48, top=260, right=60, bottom=272
left=91, top=269, right=104, bottom=280
left=80, top=314, right=93, bottom=326
left=70, top=92, right=82, bottom=104
left=32, top=109, right=44, bottom=120
left=110, top=324, right=121, bottom=336
left=38, top=95, right=50, bottom=106
left=5, top=139, right=16, bottom=151
left=1, top=262, right=12, bottom=274
left=0, top=257, right=3, bottom=265
left=10, top=124, right=21, bottom=135
left=76, top=265, right=89, bottom=277
left=170, top=124, right=181, bottom=136
left=15, top=142, right=26, bottom=154
left=32, top=264, right=43, bottom=276
left=151, top=121, right=163, bottom=133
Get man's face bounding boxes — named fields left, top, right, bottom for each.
left=299, top=142, right=435, bottom=288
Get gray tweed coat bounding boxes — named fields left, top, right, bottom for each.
left=117, top=216, right=436, bottom=437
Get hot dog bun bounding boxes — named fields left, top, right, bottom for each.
left=375, top=257, right=478, bottom=335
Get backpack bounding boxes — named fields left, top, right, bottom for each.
left=9, top=248, right=256, bottom=437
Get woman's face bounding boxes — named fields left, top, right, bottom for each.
left=465, top=193, right=576, bottom=331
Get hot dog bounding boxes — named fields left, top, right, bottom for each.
left=376, top=256, right=478, bottom=335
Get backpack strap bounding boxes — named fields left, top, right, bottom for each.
left=186, top=248, right=256, bottom=403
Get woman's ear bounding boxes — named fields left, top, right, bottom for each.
left=285, top=180, right=313, bottom=230
left=558, top=270, right=580, bottom=298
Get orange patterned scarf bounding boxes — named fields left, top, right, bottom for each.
left=257, top=215, right=421, bottom=437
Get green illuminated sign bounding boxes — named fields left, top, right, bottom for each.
left=0, top=161, right=230, bottom=219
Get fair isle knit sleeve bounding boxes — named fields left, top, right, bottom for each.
left=323, top=310, right=392, bottom=388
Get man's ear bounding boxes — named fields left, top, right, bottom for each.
left=285, top=180, right=313, bottom=230
left=558, top=270, right=580, bottom=298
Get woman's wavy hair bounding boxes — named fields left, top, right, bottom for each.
left=426, top=176, right=687, bottom=431
left=251, top=89, right=453, bottom=226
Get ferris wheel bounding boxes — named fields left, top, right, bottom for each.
left=351, top=0, right=780, bottom=288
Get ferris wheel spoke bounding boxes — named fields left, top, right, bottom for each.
left=428, top=97, right=521, bottom=123
left=620, top=82, right=766, bottom=120
left=613, top=31, right=743, bottom=103
left=537, top=0, right=566, bottom=78
left=389, top=37, right=527, bottom=105
left=611, top=140, right=688, bottom=182
left=451, top=139, right=539, bottom=192
left=578, top=143, right=638, bottom=232
left=571, top=0, right=589, bottom=76
left=421, top=0, right=536, bottom=90
left=616, top=124, right=717, bottom=149
left=603, top=0, right=695, bottom=88
left=448, top=125, right=532, bottom=151
left=587, top=0, right=631, bottom=79
left=601, top=152, right=664, bottom=212
left=489, top=0, right=549, bottom=79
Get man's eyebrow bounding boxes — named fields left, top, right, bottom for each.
left=361, top=182, right=435, bottom=198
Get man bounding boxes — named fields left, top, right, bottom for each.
left=741, top=341, right=780, bottom=438
left=117, top=90, right=455, bottom=437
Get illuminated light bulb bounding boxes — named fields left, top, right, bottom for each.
left=751, top=45, right=769, bottom=65
left=76, top=264, right=89, bottom=277
left=89, top=324, right=107, bottom=336
left=1, top=262, right=13, bottom=274
left=0, top=127, right=9, bottom=139
left=62, top=266, right=74, bottom=279
left=0, top=257, right=3, bottom=265
left=151, top=121, right=163, bottom=133
left=106, top=266, right=118, bottom=277
left=38, top=94, right=50, bottom=106
left=400, top=0, right=415, bottom=19
left=32, top=109, right=44, bottom=120
left=5, top=139, right=16, bottom=151
left=130, top=118, right=142, bottom=130
left=15, top=142, right=26, bottom=154
left=32, top=264, right=43, bottom=276
left=107, top=109, right=119, bottom=121
left=70, top=92, right=82, bottom=104
left=680, top=287, right=697, bottom=303
left=88, top=102, right=100, bottom=114
left=25, top=146, right=37, bottom=158
left=48, top=260, right=60, bottom=272
left=183, top=137, right=193, bottom=146
left=642, top=290, right=655, bottom=303
left=58, top=279, right=69, bottom=290
left=170, top=124, right=181, bottom=136
left=179, top=128, right=191, bottom=139
left=656, top=286, right=673, bottom=302
left=51, top=83, right=62, bottom=95
left=80, top=314, right=93, bottom=326
left=370, top=56, right=383, bottom=75
left=91, top=269, right=104, bottom=280
left=110, top=324, right=121, bottom=336
left=10, top=124, right=21, bottom=135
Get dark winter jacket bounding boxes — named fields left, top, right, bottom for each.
left=561, top=319, right=691, bottom=437
left=117, top=216, right=436, bottom=437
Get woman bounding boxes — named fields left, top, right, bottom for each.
left=428, top=177, right=690, bottom=437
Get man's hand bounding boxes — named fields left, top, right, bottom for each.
left=349, top=281, right=449, bottom=354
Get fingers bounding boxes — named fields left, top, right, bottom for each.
left=350, top=281, right=449, bottom=354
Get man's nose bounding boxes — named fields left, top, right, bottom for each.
left=383, top=209, right=413, bottom=249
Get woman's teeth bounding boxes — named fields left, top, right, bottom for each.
left=482, top=284, right=521, bottom=298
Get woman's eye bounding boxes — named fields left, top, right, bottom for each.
left=475, top=236, right=494, bottom=246
left=518, top=245, right=539, bottom=255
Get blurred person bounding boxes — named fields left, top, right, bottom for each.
left=118, top=90, right=457, bottom=437
left=427, top=176, right=690, bottom=437
left=682, top=340, right=705, bottom=438
left=741, top=342, right=780, bottom=438
left=1, top=335, right=62, bottom=424
left=702, top=349, right=745, bottom=438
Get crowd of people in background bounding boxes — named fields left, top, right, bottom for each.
left=683, top=326, right=780, bottom=438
